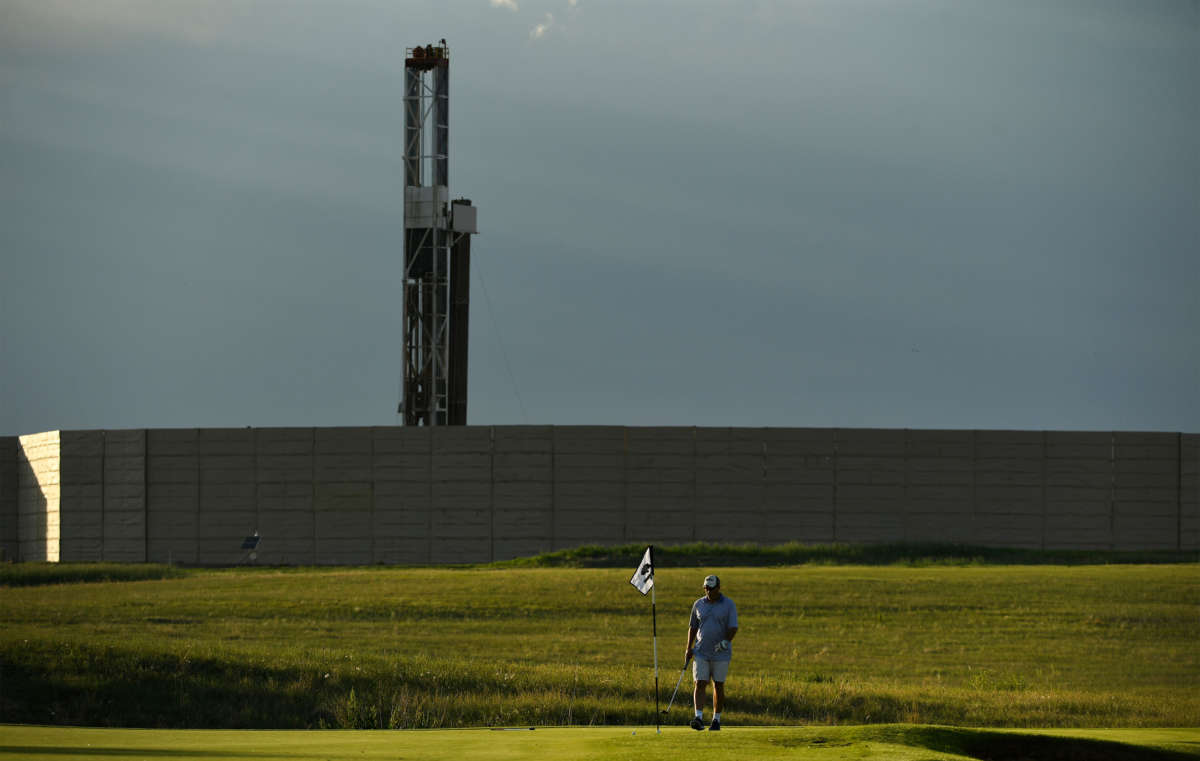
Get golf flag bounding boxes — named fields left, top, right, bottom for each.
left=629, top=545, right=660, bottom=732
left=630, top=545, right=654, bottom=595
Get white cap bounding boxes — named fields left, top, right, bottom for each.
left=703, top=574, right=720, bottom=589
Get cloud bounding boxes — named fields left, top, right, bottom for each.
left=530, top=13, right=555, bottom=39
left=490, top=0, right=519, bottom=10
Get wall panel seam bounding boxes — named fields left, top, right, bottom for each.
left=143, top=429, right=149, bottom=563
left=1178, top=432, right=1183, bottom=552
left=100, top=431, right=107, bottom=562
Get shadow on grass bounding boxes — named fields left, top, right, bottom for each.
left=0, top=645, right=320, bottom=729
left=863, top=725, right=1197, bottom=761
left=1, top=640, right=652, bottom=729
left=0, top=563, right=188, bottom=587
left=734, top=689, right=970, bottom=726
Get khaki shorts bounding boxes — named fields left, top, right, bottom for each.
left=693, top=657, right=730, bottom=683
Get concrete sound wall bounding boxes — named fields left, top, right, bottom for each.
left=50, top=430, right=149, bottom=563
left=1185, top=434, right=1199, bottom=551
left=16, top=431, right=60, bottom=562
left=492, top=426, right=553, bottom=561
left=10, top=426, right=1199, bottom=564
left=1, top=436, right=18, bottom=562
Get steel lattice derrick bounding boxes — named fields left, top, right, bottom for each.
left=399, top=42, right=474, bottom=426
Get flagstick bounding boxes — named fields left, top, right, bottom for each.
left=630, top=545, right=661, bottom=734
left=652, top=584, right=660, bottom=734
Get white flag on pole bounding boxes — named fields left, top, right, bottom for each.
left=629, top=545, right=654, bottom=595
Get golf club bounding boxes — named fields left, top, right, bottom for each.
left=661, top=656, right=691, bottom=715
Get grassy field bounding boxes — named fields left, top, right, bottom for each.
left=492, top=541, right=1200, bottom=568
left=1, top=725, right=1198, bottom=761
left=1, top=561, right=1197, bottom=729
left=3, top=541, right=1194, bottom=588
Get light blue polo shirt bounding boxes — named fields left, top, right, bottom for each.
left=689, top=594, right=738, bottom=662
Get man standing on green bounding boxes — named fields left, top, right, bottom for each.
left=685, top=574, right=738, bottom=731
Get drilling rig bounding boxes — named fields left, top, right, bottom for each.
left=400, top=41, right=477, bottom=425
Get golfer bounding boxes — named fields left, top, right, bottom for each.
left=685, top=574, right=738, bottom=731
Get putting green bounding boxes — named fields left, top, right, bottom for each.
left=2, top=724, right=1197, bottom=761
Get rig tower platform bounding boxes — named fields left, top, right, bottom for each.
left=400, top=41, right=477, bottom=425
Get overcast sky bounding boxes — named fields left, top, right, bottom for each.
left=2, top=0, right=1198, bottom=436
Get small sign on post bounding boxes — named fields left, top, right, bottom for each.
left=240, top=532, right=260, bottom=565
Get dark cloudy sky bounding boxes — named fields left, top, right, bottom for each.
left=2, top=0, right=1198, bottom=436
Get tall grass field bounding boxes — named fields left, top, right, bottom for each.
left=1, top=557, right=1197, bottom=730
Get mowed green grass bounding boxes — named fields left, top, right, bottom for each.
left=1, top=564, right=1197, bottom=728
left=2, top=725, right=1198, bottom=761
